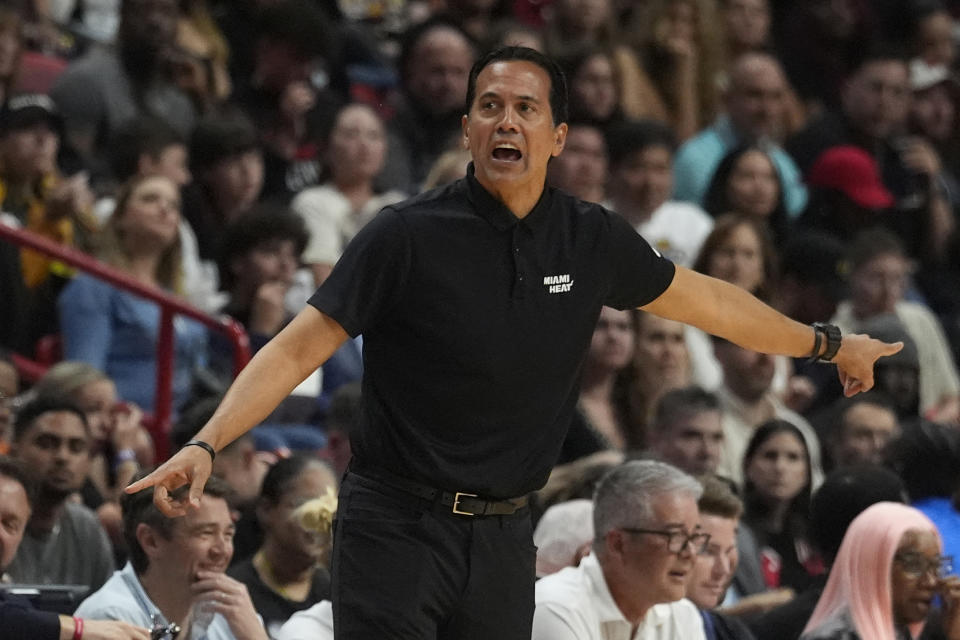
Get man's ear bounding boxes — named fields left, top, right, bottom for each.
left=551, top=123, right=568, bottom=157
left=136, top=523, right=162, bottom=559
left=461, top=114, right=470, bottom=149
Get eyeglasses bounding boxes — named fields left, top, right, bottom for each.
left=894, top=552, right=954, bottom=579
left=620, top=527, right=711, bottom=554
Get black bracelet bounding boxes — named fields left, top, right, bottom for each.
left=807, top=326, right=824, bottom=363
left=183, top=440, right=216, bottom=463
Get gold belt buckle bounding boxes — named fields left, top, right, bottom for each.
left=452, top=491, right=478, bottom=516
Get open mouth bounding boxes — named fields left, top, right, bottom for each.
left=492, top=145, right=522, bottom=162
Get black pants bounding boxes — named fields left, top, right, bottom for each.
left=331, top=471, right=537, bottom=639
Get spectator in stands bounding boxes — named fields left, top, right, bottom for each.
left=788, top=47, right=954, bottom=262
left=673, top=52, right=807, bottom=216
left=182, top=110, right=264, bottom=262
left=605, top=119, right=713, bottom=268
left=50, top=0, right=195, bottom=169
left=172, top=397, right=272, bottom=564
left=800, top=502, right=960, bottom=640
left=0, top=94, right=95, bottom=292
left=702, top=145, right=790, bottom=245
left=172, top=0, right=232, bottom=113
left=648, top=386, right=724, bottom=476
left=291, top=102, right=406, bottom=286
left=887, top=421, right=960, bottom=566
left=386, top=17, right=476, bottom=192
left=543, top=0, right=666, bottom=124
left=720, top=0, right=771, bottom=59
left=831, top=228, right=960, bottom=424
left=546, top=120, right=608, bottom=204
left=750, top=465, right=907, bottom=640
left=532, top=460, right=708, bottom=639
left=230, top=0, right=344, bottom=200
left=320, top=381, right=358, bottom=479
left=711, top=337, right=823, bottom=487
left=741, top=419, right=821, bottom=593
left=58, top=174, right=209, bottom=414
left=555, top=46, right=629, bottom=128
left=6, top=397, right=114, bottom=592
left=32, top=362, right=154, bottom=556
left=858, top=314, right=923, bottom=422
left=0, top=349, right=18, bottom=451
left=75, top=474, right=268, bottom=639
left=822, top=392, right=900, bottom=470
left=0, top=8, right=22, bottom=108
left=532, top=499, right=593, bottom=578
left=909, top=1, right=955, bottom=68
left=628, top=0, right=723, bottom=140
left=573, top=308, right=642, bottom=454
left=217, top=205, right=307, bottom=357
left=773, top=0, right=876, bottom=114
left=102, top=115, right=220, bottom=311
left=228, top=455, right=336, bottom=637
left=269, top=489, right=341, bottom=640
left=0, top=455, right=151, bottom=640
left=628, top=310, right=693, bottom=451
left=687, top=474, right=756, bottom=640
left=689, top=215, right=783, bottom=392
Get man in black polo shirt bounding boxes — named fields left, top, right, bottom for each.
left=129, top=47, right=903, bottom=639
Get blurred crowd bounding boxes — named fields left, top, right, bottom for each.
left=2, top=0, right=960, bottom=638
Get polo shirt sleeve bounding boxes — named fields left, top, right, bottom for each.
left=531, top=603, right=585, bottom=640
left=603, top=210, right=676, bottom=310
left=307, top=207, right=412, bottom=337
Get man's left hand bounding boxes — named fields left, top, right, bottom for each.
left=832, top=333, right=903, bottom=396
left=191, top=571, right=268, bottom=640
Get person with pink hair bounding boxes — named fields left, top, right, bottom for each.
left=801, top=502, right=960, bottom=640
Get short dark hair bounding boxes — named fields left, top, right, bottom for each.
left=108, top=116, right=185, bottom=182
left=13, top=397, right=88, bottom=442
left=190, top=109, right=260, bottom=174
left=847, top=226, right=907, bottom=271
left=886, top=420, right=960, bottom=501
left=832, top=390, right=897, bottom=434
left=605, top=119, right=677, bottom=168
left=0, top=455, right=36, bottom=508
left=259, top=454, right=329, bottom=506
left=466, top=46, right=568, bottom=126
left=652, top=386, right=720, bottom=435
left=399, top=16, right=476, bottom=86
left=121, top=473, right=233, bottom=574
left=848, top=40, right=909, bottom=79
left=217, top=204, right=309, bottom=291
left=809, top=465, right=905, bottom=563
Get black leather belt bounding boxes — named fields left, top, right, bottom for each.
left=349, top=464, right=529, bottom=517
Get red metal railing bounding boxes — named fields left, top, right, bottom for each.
left=0, top=222, right=251, bottom=460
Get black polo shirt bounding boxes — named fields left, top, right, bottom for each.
left=309, top=165, right=675, bottom=497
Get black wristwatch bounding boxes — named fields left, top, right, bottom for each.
left=810, top=322, right=842, bottom=362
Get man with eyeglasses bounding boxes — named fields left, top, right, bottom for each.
left=533, top=460, right=709, bottom=639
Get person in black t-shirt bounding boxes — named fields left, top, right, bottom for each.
left=131, top=47, right=904, bottom=640
left=228, top=455, right=335, bottom=638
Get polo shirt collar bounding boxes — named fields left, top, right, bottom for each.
left=464, top=162, right=553, bottom=233
left=582, top=553, right=675, bottom=630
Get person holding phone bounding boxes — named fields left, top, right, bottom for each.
left=801, top=502, right=960, bottom=640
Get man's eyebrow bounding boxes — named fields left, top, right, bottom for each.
left=477, top=92, right=542, bottom=104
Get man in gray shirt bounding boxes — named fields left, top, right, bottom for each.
left=6, top=398, right=114, bottom=593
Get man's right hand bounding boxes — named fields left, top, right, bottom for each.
left=124, top=445, right=213, bottom=517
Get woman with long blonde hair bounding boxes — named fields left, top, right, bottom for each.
left=58, top=174, right=208, bottom=414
